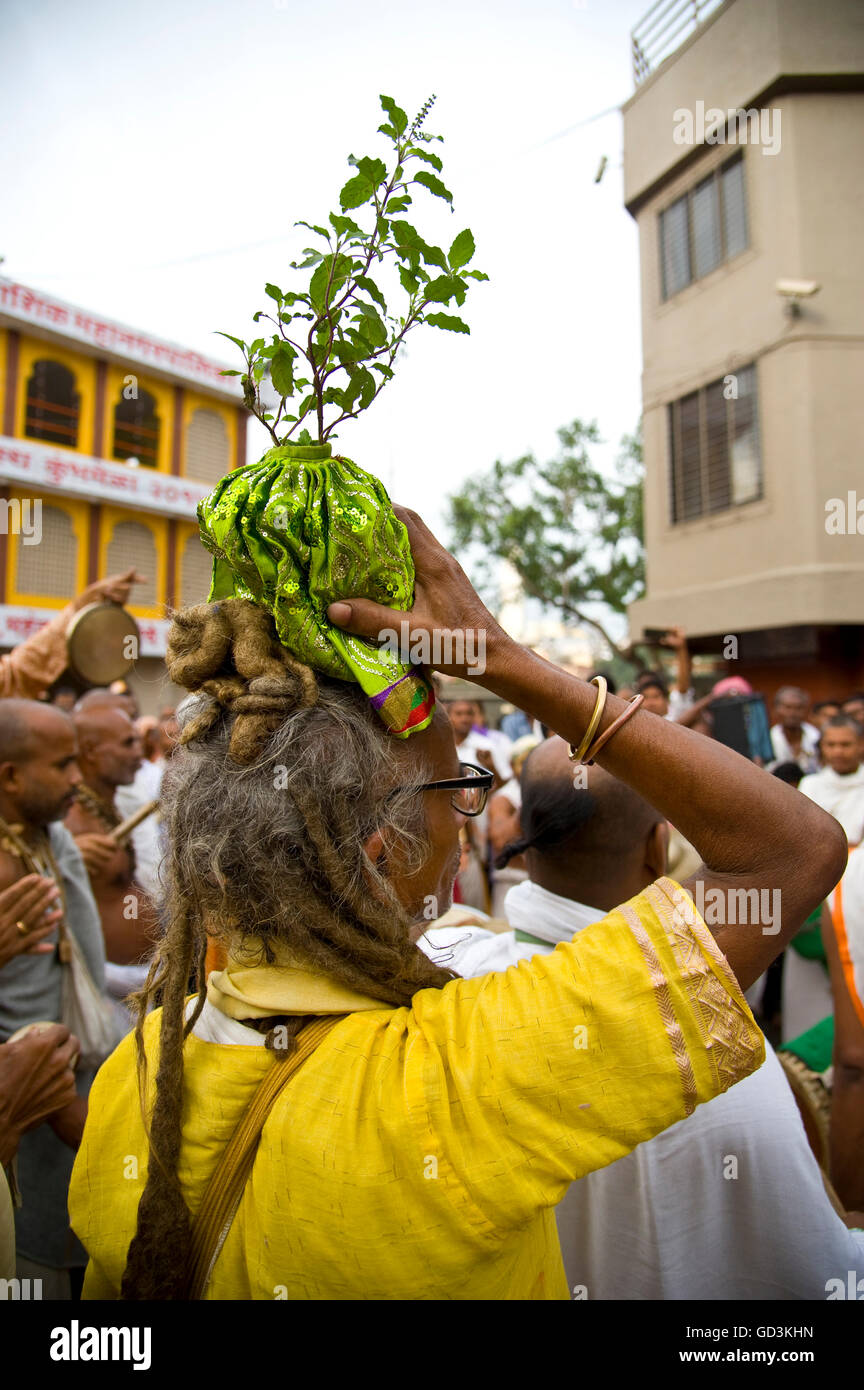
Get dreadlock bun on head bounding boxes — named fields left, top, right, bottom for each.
left=167, top=598, right=319, bottom=764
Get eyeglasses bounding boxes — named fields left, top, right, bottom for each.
left=415, top=761, right=495, bottom=817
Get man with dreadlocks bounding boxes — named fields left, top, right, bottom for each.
left=68, top=446, right=846, bottom=1301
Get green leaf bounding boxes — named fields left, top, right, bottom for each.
left=424, top=275, right=460, bottom=304
left=216, top=331, right=247, bottom=352
left=270, top=345, right=296, bottom=397
left=425, top=312, right=470, bottom=334
left=295, top=220, right=331, bottom=239
left=391, top=222, right=448, bottom=271
left=409, top=147, right=443, bottom=172
left=355, top=155, right=388, bottom=186
left=335, top=337, right=372, bottom=365
left=420, top=244, right=449, bottom=272
left=353, top=275, right=387, bottom=311
left=398, top=265, right=421, bottom=295
left=413, top=170, right=453, bottom=203
left=448, top=229, right=475, bottom=269
left=384, top=196, right=411, bottom=214
left=329, top=213, right=364, bottom=239
left=380, top=95, right=408, bottom=135
left=291, top=250, right=324, bottom=269
left=355, top=304, right=387, bottom=347
left=343, top=365, right=375, bottom=411
left=465, top=269, right=490, bottom=281
left=391, top=219, right=420, bottom=247
left=309, top=253, right=353, bottom=314
left=219, top=369, right=242, bottom=377
left=339, top=174, right=374, bottom=211
left=265, top=283, right=284, bottom=303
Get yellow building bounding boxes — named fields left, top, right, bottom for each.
left=0, top=277, right=247, bottom=711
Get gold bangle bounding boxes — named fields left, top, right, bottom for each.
left=569, top=677, right=608, bottom=763
left=583, top=693, right=645, bottom=765
left=15, top=920, right=28, bottom=936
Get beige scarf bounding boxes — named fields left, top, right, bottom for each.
left=207, top=945, right=391, bottom=1020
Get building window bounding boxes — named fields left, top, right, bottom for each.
left=659, top=153, right=748, bottom=300
left=113, top=388, right=160, bottom=467
left=179, top=532, right=213, bottom=607
left=16, top=504, right=78, bottom=596
left=668, top=364, right=761, bottom=523
left=24, top=361, right=80, bottom=447
left=105, top=521, right=158, bottom=605
left=184, top=408, right=229, bottom=483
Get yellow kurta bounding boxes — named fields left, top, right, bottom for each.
left=69, top=879, right=764, bottom=1300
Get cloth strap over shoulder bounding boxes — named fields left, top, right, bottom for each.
left=185, top=1014, right=344, bottom=1300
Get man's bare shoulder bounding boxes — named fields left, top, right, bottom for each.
left=0, top=846, right=26, bottom=891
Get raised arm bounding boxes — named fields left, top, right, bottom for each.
left=328, top=508, right=847, bottom=989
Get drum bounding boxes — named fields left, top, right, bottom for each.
left=777, top=1014, right=834, bottom=1172
left=66, top=602, right=140, bottom=684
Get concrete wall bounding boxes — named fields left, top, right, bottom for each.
left=626, top=41, right=864, bottom=639
left=623, top=0, right=864, bottom=210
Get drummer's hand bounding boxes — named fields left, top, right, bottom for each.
left=326, top=506, right=514, bottom=680
left=0, top=874, right=62, bottom=971
left=75, top=568, right=147, bottom=611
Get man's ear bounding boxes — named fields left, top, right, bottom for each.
left=362, top=829, right=389, bottom=878
left=0, top=762, right=20, bottom=796
left=646, top=820, right=668, bottom=879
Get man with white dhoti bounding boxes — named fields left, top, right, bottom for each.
left=421, top=739, right=864, bottom=1298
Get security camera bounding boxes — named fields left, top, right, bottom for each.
left=776, top=279, right=820, bottom=298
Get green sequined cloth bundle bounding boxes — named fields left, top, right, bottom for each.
left=197, top=442, right=435, bottom=737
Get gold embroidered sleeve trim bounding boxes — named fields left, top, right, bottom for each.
left=646, top=878, right=764, bottom=1095
left=620, top=902, right=699, bottom=1118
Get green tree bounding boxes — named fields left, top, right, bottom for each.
left=447, top=420, right=644, bottom=657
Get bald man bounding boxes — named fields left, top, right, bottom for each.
left=65, top=707, right=158, bottom=1006
left=419, top=737, right=864, bottom=1299
left=74, top=690, right=164, bottom=903
left=0, top=699, right=113, bottom=1298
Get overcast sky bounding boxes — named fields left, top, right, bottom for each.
left=3, top=0, right=649, bottom=564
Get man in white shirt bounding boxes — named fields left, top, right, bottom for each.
left=799, top=715, right=864, bottom=845
left=444, top=698, right=512, bottom=783
left=420, top=737, right=864, bottom=1299
left=769, top=686, right=821, bottom=773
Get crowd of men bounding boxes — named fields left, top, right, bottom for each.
left=0, top=585, right=862, bottom=1300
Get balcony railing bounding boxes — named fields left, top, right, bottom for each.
left=631, top=0, right=725, bottom=85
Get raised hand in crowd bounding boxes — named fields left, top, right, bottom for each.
left=0, top=873, right=63, bottom=971
left=73, top=568, right=147, bottom=611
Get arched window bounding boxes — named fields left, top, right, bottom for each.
left=16, top=505, right=77, bottom=596
left=113, top=387, right=160, bottom=468
left=105, top=521, right=158, bottom=606
left=24, top=360, right=80, bottom=447
left=179, top=532, right=213, bottom=607
left=184, top=408, right=230, bottom=484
